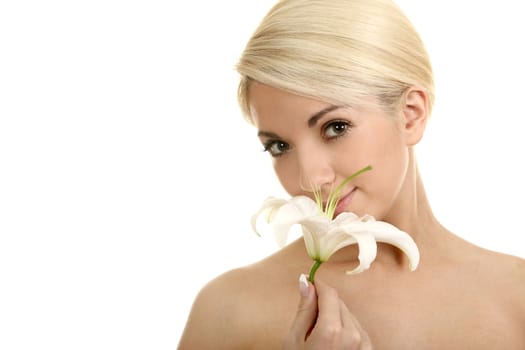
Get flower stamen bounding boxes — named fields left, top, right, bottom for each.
left=251, top=163, right=419, bottom=285
left=313, top=165, right=372, bottom=219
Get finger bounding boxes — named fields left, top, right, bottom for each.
left=339, top=299, right=373, bottom=349
left=315, top=278, right=343, bottom=326
left=289, top=274, right=318, bottom=342
left=338, top=298, right=355, bottom=329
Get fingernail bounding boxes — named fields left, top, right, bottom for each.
left=299, top=274, right=309, bottom=297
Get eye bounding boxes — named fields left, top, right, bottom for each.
left=263, top=140, right=290, bottom=157
left=322, top=120, right=351, bottom=139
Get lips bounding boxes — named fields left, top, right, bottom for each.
left=333, top=188, right=356, bottom=217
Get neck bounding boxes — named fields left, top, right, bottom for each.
left=386, top=162, right=437, bottom=236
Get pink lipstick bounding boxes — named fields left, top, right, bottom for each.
left=334, top=188, right=356, bottom=217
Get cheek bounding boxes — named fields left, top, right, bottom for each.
left=373, top=130, right=408, bottom=181
left=273, top=161, right=298, bottom=196
left=353, top=125, right=409, bottom=208
left=381, top=147, right=409, bottom=185
left=370, top=135, right=410, bottom=203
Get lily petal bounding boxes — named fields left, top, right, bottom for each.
left=338, top=218, right=419, bottom=271
left=251, top=193, right=420, bottom=275
left=299, top=216, right=334, bottom=259
left=317, top=230, right=358, bottom=262
left=252, top=196, right=319, bottom=247
left=251, top=196, right=288, bottom=236
left=337, top=231, right=378, bottom=274
left=301, top=225, right=321, bottom=260
left=368, top=222, right=420, bottom=271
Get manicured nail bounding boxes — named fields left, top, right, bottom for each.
left=299, top=274, right=309, bottom=297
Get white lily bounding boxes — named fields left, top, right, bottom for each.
left=251, top=165, right=420, bottom=282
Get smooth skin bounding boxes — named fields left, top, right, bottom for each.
left=178, top=83, right=525, bottom=349
left=283, top=276, right=373, bottom=349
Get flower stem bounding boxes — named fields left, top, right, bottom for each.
left=308, top=259, right=323, bottom=283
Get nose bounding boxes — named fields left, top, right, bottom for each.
left=298, top=148, right=335, bottom=193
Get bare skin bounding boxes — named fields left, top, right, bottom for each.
left=178, top=84, right=525, bottom=349
left=178, top=239, right=525, bottom=349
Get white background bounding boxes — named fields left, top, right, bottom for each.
left=1, top=1, right=524, bottom=349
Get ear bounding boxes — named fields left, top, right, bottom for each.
left=401, top=87, right=429, bottom=146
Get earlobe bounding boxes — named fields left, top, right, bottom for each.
left=402, top=87, right=429, bottom=146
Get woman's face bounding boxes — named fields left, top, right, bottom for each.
left=248, top=82, right=412, bottom=221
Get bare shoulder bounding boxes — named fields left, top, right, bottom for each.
left=177, top=265, right=262, bottom=350
left=471, top=246, right=525, bottom=322
left=177, top=245, right=304, bottom=350
left=495, top=251, right=525, bottom=296
left=452, top=235, right=525, bottom=285
left=478, top=247, right=525, bottom=289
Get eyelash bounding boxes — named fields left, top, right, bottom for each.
left=322, top=120, right=352, bottom=140
left=261, top=119, right=352, bottom=157
left=262, top=140, right=289, bottom=157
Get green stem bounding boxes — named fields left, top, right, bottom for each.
left=335, top=164, right=372, bottom=192
left=308, top=259, right=323, bottom=283
left=325, top=165, right=372, bottom=219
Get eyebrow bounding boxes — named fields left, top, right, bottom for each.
left=307, top=105, right=343, bottom=128
left=257, top=130, right=280, bottom=139
left=257, top=104, right=344, bottom=139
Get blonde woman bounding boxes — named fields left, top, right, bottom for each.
left=178, top=0, right=525, bottom=348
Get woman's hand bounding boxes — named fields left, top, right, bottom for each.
left=283, top=275, right=373, bottom=349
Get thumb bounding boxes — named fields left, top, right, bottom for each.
left=290, top=274, right=318, bottom=341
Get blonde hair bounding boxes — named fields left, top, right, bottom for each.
left=236, top=0, right=434, bottom=122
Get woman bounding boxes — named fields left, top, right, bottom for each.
left=178, top=0, right=525, bottom=348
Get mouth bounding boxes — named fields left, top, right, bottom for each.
left=333, top=188, right=357, bottom=217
